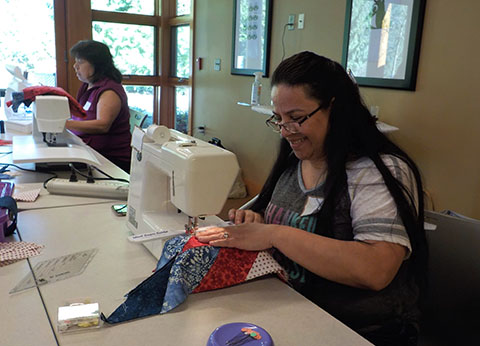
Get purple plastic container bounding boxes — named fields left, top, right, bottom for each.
left=207, top=322, right=273, bottom=346
left=0, top=182, right=15, bottom=242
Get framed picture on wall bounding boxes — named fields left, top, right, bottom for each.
left=341, top=0, right=426, bottom=90
left=231, top=0, right=273, bottom=77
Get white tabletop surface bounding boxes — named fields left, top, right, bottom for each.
left=0, top=235, right=58, bottom=346
left=16, top=203, right=372, bottom=346
left=1, top=129, right=371, bottom=345
left=1, top=131, right=129, bottom=210
left=13, top=182, right=123, bottom=211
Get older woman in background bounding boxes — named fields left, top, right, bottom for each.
left=67, top=40, right=131, bottom=172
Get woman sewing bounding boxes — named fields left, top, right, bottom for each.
left=66, top=40, right=131, bottom=173
left=196, top=52, right=428, bottom=345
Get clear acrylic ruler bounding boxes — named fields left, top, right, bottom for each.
left=10, top=248, right=98, bottom=294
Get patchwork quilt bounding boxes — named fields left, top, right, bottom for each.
left=103, top=235, right=287, bottom=324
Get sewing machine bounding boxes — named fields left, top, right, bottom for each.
left=32, top=95, right=70, bottom=146
left=127, top=126, right=239, bottom=259
left=12, top=95, right=100, bottom=167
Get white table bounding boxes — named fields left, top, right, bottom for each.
left=1, top=131, right=129, bottom=211
left=0, top=235, right=58, bottom=346
left=13, top=182, right=123, bottom=211
left=0, top=130, right=128, bottom=345
left=16, top=203, right=372, bottom=346
left=1, top=130, right=371, bottom=345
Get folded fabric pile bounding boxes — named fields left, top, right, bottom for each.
left=6, top=86, right=86, bottom=118
left=103, top=235, right=287, bottom=324
left=13, top=187, right=42, bottom=202
left=0, top=241, right=44, bottom=267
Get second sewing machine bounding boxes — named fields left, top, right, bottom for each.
left=127, top=125, right=239, bottom=259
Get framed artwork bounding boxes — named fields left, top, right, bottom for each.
left=341, top=0, right=426, bottom=90
left=231, top=0, right=273, bottom=77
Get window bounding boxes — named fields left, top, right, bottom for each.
left=91, top=19, right=156, bottom=126
left=176, top=0, right=191, bottom=16
left=91, top=0, right=154, bottom=15
left=0, top=0, right=193, bottom=133
left=175, top=86, right=189, bottom=133
left=92, top=22, right=155, bottom=76
left=0, top=0, right=57, bottom=118
left=170, top=0, right=193, bottom=132
left=172, top=25, right=191, bottom=79
left=0, top=0, right=56, bottom=86
left=89, top=0, right=194, bottom=133
left=125, top=85, right=154, bottom=128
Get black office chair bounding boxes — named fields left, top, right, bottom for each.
left=419, top=210, right=480, bottom=346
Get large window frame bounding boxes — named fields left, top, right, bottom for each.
left=55, top=0, right=194, bottom=133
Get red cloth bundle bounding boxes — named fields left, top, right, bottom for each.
left=7, top=86, right=86, bottom=118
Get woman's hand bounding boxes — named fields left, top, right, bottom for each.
left=195, top=223, right=274, bottom=251
left=228, top=208, right=264, bottom=224
left=196, top=221, right=407, bottom=290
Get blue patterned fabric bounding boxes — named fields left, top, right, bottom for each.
left=103, top=235, right=220, bottom=324
left=101, top=256, right=175, bottom=323
left=156, top=234, right=190, bottom=269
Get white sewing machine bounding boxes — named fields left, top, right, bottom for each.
left=12, top=95, right=100, bottom=167
left=127, top=125, right=239, bottom=259
left=32, top=95, right=71, bottom=146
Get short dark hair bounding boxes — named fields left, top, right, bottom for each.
left=70, top=40, right=123, bottom=84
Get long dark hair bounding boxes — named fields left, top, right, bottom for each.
left=251, top=51, right=428, bottom=296
left=70, top=40, right=123, bottom=84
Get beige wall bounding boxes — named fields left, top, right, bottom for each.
left=194, top=0, right=480, bottom=218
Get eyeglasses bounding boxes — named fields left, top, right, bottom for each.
left=265, top=105, right=323, bottom=134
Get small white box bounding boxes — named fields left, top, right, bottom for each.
left=57, top=302, right=102, bottom=333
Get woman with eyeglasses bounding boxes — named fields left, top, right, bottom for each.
left=66, top=40, right=131, bottom=173
left=196, top=51, right=427, bottom=345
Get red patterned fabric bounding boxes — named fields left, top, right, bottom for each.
left=193, top=247, right=258, bottom=293
left=182, top=236, right=207, bottom=252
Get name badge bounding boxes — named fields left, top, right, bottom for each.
left=83, top=101, right=91, bottom=111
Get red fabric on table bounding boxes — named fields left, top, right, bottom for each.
left=193, top=246, right=259, bottom=293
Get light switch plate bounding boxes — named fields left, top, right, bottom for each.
left=288, top=14, right=295, bottom=30
left=214, top=58, right=221, bottom=71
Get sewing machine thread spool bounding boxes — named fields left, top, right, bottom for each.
left=146, top=125, right=170, bottom=144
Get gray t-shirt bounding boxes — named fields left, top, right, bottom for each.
left=264, top=154, right=415, bottom=282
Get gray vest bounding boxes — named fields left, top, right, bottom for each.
left=275, top=182, right=420, bottom=335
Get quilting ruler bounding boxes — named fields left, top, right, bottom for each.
left=9, top=248, right=98, bottom=294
